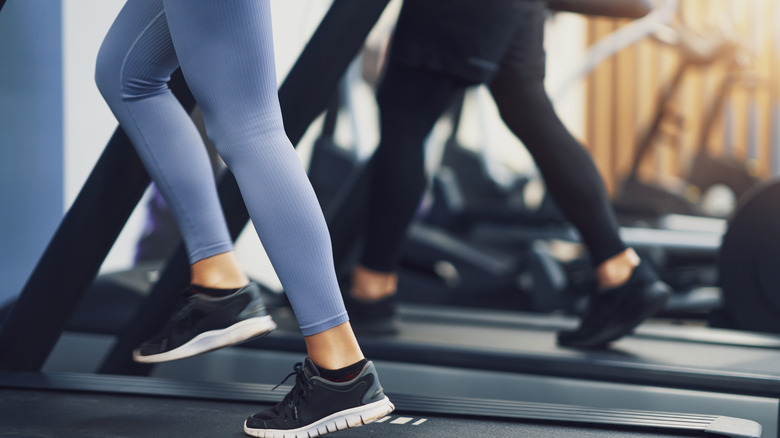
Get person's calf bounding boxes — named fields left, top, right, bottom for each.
left=350, top=265, right=397, bottom=301
left=344, top=266, right=400, bottom=336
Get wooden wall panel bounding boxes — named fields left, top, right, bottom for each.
left=584, top=0, right=778, bottom=194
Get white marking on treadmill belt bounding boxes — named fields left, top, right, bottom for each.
left=375, top=416, right=391, bottom=423
left=390, top=417, right=414, bottom=425
left=412, top=418, right=428, bottom=425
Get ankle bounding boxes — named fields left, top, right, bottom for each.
left=190, top=275, right=249, bottom=290
left=190, top=251, right=249, bottom=289
left=350, top=265, right=397, bottom=301
left=315, top=358, right=368, bottom=382
left=596, top=248, right=640, bottom=289
left=189, top=284, right=242, bottom=298
left=305, top=322, right=364, bottom=369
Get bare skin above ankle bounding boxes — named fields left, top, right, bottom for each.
left=190, top=251, right=249, bottom=289
left=596, top=248, right=640, bottom=290
left=350, top=265, right=397, bottom=301
left=305, top=322, right=365, bottom=370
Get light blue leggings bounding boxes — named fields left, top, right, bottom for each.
left=95, top=0, right=348, bottom=336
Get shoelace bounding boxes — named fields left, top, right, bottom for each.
left=272, top=362, right=313, bottom=421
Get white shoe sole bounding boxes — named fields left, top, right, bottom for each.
left=133, top=315, right=277, bottom=363
left=243, top=396, right=395, bottom=438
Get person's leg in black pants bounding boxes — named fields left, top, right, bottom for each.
left=489, top=76, right=626, bottom=267
left=489, top=68, right=670, bottom=348
left=345, top=0, right=669, bottom=346
left=344, top=61, right=466, bottom=333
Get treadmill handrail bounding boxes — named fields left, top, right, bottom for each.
left=470, top=222, right=722, bottom=253
left=400, top=303, right=780, bottom=349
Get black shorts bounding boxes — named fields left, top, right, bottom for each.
left=388, top=0, right=548, bottom=84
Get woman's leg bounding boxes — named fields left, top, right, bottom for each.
left=355, top=62, right=465, bottom=285
left=95, top=0, right=236, bottom=270
left=161, top=0, right=394, bottom=432
left=100, top=0, right=393, bottom=434
left=488, top=76, right=627, bottom=269
left=361, top=64, right=465, bottom=272
left=96, top=0, right=270, bottom=365
left=342, top=63, right=464, bottom=335
left=489, top=74, right=669, bottom=348
left=161, top=0, right=351, bottom=343
left=98, top=0, right=354, bottom=350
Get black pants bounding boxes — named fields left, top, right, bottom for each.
left=359, top=61, right=626, bottom=272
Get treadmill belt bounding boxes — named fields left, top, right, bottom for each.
left=0, top=388, right=715, bottom=438
left=0, top=372, right=761, bottom=438
left=249, top=304, right=780, bottom=398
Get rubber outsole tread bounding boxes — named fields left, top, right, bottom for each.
left=243, top=397, right=394, bottom=438
left=134, top=315, right=276, bottom=363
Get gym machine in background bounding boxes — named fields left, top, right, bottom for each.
left=612, top=14, right=762, bottom=222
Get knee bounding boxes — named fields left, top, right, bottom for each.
left=205, top=108, right=288, bottom=165
left=95, top=44, right=170, bottom=103
left=224, top=101, right=281, bottom=137
left=94, top=46, right=120, bottom=102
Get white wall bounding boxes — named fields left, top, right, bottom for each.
left=546, top=12, right=587, bottom=139
left=62, top=0, right=129, bottom=273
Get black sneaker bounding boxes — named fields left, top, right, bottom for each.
left=343, top=294, right=399, bottom=336
left=133, top=282, right=276, bottom=363
left=244, top=358, right=395, bottom=438
left=557, top=263, right=671, bottom=349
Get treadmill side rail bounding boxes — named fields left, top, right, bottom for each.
left=705, top=416, right=763, bottom=438
left=0, top=371, right=763, bottom=438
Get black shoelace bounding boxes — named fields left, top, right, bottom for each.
left=272, top=362, right=313, bottom=421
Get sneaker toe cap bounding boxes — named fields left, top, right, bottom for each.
left=245, top=415, right=268, bottom=429
left=247, top=406, right=277, bottom=423
left=133, top=342, right=164, bottom=357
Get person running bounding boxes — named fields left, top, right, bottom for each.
left=95, top=1, right=394, bottom=436
left=343, top=0, right=670, bottom=349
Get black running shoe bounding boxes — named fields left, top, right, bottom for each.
left=557, top=263, right=671, bottom=349
left=133, top=282, right=276, bottom=363
left=343, top=294, right=399, bottom=336
left=244, top=358, right=395, bottom=438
